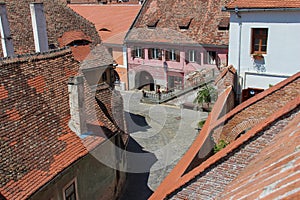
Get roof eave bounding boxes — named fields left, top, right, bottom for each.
left=223, top=6, right=300, bottom=12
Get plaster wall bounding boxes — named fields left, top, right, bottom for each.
left=228, top=10, right=300, bottom=89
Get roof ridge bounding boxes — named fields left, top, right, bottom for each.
left=164, top=95, right=300, bottom=199
left=149, top=86, right=234, bottom=200
left=212, top=71, right=300, bottom=129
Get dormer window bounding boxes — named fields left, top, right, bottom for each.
left=179, top=18, right=193, bottom=30
left=218, top=17, right=229, bottom=31
left=99, top=28, right=111, bottom=32
left=147, top=19, right=159, bottom=29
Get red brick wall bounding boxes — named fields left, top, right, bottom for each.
left=0, top=0, right=100, bottom=56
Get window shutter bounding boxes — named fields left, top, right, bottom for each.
left=148, top=48, right=153, bottom=59
left=131, top=48, right=135, bottom=58
left=196, top=51, right=201, bottom=64
left=176, top=50, right=180, bottom=62
left=165, top=50, right=170, bottom=61
left=203, top=52, right=208, bottom=64
left=142, top=48, right=145, bottom=59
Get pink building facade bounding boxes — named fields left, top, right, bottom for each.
left=127, top=42, right=227, bottom=91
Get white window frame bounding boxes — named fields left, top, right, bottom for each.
left=63, top=178, right=79, bottom=200
left=188, top=50, right=196, bottom=62
left=152, top=48, right=160, bottom=59
left=135, top=47, right=142, bottom=58
left=170, top=49, right=177, bottom=61
left=207, top=51, right=217, bottom=65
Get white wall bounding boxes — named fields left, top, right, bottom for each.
left=228, top=10, right=300, bottom=89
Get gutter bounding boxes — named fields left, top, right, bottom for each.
left=222, top=7, right=300, bottom=12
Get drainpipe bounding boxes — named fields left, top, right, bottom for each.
left=236, top=7, right=242, bottom=103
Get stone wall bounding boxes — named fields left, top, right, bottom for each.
left=0, top=0, right=100, bottom=56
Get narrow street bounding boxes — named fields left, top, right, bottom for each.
left=118, top=90, right=208, bottom=199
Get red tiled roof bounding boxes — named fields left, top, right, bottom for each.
left=126, top=0, right=231, bottom=46
left=69, top=4, right=141, bottom=44
left=150, top=86, right=234, bottom=200
left=226, top=0, right=300, bottom=9
left=58, top=30, right=92, bottom=47
left=150, top=72, right=300, bottom=199
left=0, top=49, right=89, bottom=200
left=220, top=113, right=300, bottom=199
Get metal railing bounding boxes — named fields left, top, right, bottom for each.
left=141, top=69, right=216, bottom=104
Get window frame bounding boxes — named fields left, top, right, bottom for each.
left=63, top=178, right=78, bottom=200
left=135, top=47, right=143, bottom=58
left=165, top=49, right=179, bottom=62
left=149, top=48, right=162, bottom=60
left=205, top=51, right=217, bottom=65
left=251, top=28, right=268, bottom=54
left=188, top=50, right=196, bottom=62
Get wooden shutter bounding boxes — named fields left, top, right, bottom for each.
left=142, top=48, right=145, bottom=59
left=165, top=50, right=170, bottom=61
left=131, top=48, right=135, bottom=58
left=158, top=49, right=162, bottom=60
left=148, top=48, right=153, bottom=59
left=175, top=50, right=180, bottom=62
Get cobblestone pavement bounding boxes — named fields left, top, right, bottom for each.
left=119, top=90, right=208, bottom=199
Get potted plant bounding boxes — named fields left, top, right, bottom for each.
left=252, top=53, right=264, bottom=60
left=193, top=85, right=217, bottom=112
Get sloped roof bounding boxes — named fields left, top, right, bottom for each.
left=220, top=114, right=300, bottom=199
left=126, top=0, right=231, bottom=46
left=0, top=49, right=88, bottom=199
left=226, top=0, right=300, bottom=9
left=150, top=72, right=300, bottom=199
left=69, top=4, right=141, bottom=44
left=0, top=0, right=101, bottom=56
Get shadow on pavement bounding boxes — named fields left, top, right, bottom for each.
left=125, top=112, right=151, bottom=134
left=118, top=136, right=157, bottom=200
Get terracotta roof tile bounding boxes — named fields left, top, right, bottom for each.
left=127, top=0, right=230, bottom=46
left=226, top=0, right=300, bottom=9
left=58, top=30, right=92, bottom=47
left=69, top=4, right=141, bottom=44
left=150, top=72, right=300, bottom=200
left=220, top=112, right=300, bottom=199
left=0, top=49, right=89, bottom=199
left=0, top=0, right=101, bottom=56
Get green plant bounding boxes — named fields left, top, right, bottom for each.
left=213, top=140, right=229, bottom=153
left=193, top=85, right=217, bottom=109
left=198, top=120, right=206, bottom=129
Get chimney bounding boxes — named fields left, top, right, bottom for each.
left=68, top=76, right=87, bottom=136
left=0, top=3, right=14, bottom=57
left=30, top=3, right=49, bottom=53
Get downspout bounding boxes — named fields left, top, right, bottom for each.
left=236, top=7, right=242, bottom=103
left=124, top=0, right=149, bottom=90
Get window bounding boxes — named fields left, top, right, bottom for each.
left=132, top=47, right=144, bottom=59
left=148, top=48, right=162, bottom=60
left=251, top=28, right=268, bottom=54
left=64, top=181, right=77, bottom=200
left=165, top=49, right=179, bottom=62
left=205, top=51, right=217, bottom=65
left=188, top=50, right=196, bottom=62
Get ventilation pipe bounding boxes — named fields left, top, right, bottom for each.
left=30, top=3, right=49, bottom=53
left=0, top=3, right=14, bottom=57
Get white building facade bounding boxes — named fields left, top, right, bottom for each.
left=226, top=8, right=300, bottom=91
